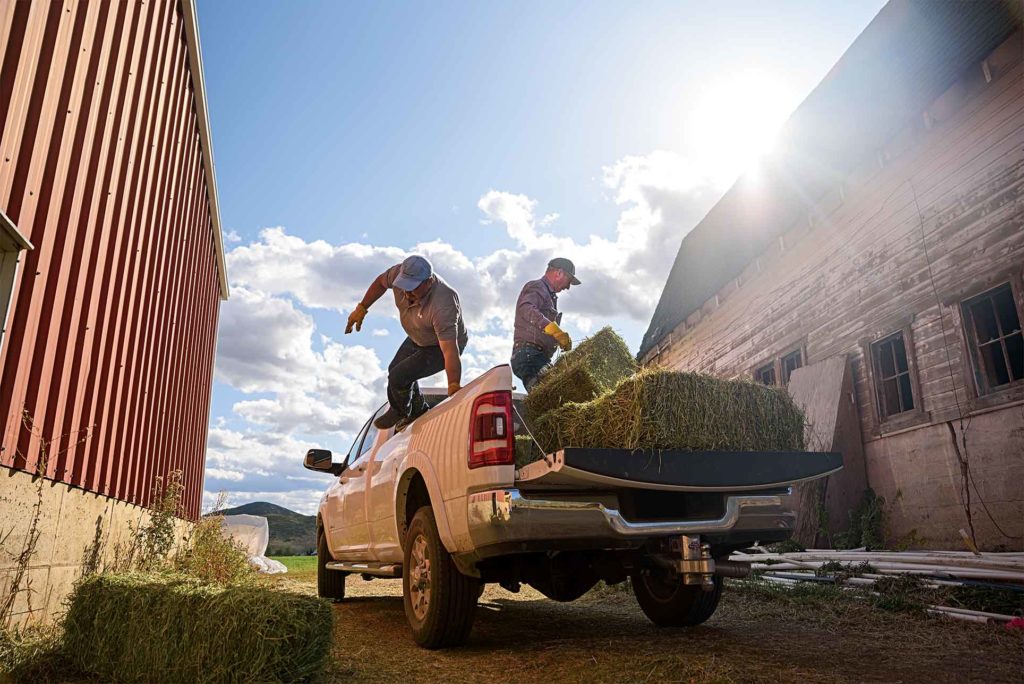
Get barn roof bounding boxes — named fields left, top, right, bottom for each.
left=639, top=0, right=1021, bottom=360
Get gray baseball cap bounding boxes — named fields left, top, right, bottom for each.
left=548, top=257, right=581, bottom=285
left=393, top=255, right=433, bottom=291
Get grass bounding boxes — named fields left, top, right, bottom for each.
left=61, top=573, right=332, bottom=684
left=534, top=367, right=805, bottom=454
left=309, top=574, right=1022, bottom=683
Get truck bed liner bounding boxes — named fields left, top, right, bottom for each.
left=515, top=448, right=842, bottom=492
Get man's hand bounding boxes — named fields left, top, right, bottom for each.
left=543, top=321, right=572, bottom=351
left=447, top=382, right=461, bottom=396
left=345, top=303, right=368, bottom=334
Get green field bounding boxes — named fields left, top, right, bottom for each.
left=271, top=556, right=317, bottom=575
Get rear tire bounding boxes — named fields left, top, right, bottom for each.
left=631, top=570, right=721, bottom=627
left=403, top=506, right=480, bottom=648
left=317, top=526, right=346, bottom=601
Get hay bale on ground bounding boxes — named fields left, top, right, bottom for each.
left=523, top=327, right=637, bottom=419
left=63, top=574, right=331, bottom=683
left=534, top=368, right=805, bottom=454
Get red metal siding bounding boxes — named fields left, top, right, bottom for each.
left=0, top=0, right=223, bottom=519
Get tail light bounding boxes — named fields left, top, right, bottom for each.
left=468, top=390, right=513, bottom=469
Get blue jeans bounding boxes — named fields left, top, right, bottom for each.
left=387, top=337, right=466, bottom=417
left=511, top=345, right=553, bottom=391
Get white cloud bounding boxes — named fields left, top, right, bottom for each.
left=372, top=328, right=389, bottom=337
left=225, top=229, right=242, bottom=243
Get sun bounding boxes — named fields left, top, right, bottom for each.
left=685, top=71, right=798, bottom=187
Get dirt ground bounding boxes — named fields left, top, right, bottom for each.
left=275, top=567, right=1023, bottom=684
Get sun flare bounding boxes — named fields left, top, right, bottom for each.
left=685, top=71, right=798, bottom=186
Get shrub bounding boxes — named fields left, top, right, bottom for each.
left=173, top=514, right=257, bottom=586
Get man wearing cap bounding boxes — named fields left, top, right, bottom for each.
left=510, top=258, right=580, bottom=390
left=345, top=255, right=468, bottom=429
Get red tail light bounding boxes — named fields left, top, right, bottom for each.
left=468, top=390, right=514, bottom=469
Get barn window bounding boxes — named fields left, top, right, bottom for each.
left=0, top=210, right=33, bottom=351
left=780, top=349, right=803, bottom=385
left=755, top=363, right=776, bottom=386
left=871, top=331, right=915, bottom=417
left=962, top=283, right=1023, bottom=394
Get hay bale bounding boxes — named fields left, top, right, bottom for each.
left=534, top=368, right=805, bottom=454
left=62, top=574, right=331, bottom=683
left=515, top=435, right=544, bottom=468
left=523, top=327, right=637, bottom=419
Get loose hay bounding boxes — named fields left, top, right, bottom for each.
left=533, top=368, right=805, bottom=454
left=63, top=573, right=331, bottom=683
left=523, top=327, right=637, bottom=419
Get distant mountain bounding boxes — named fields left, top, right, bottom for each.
left=216, top=501, right=317, bottom=556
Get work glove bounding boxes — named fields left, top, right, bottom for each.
left=345, top=303, right=367, bottom=334
left=447, top=382, right=461, bottom=396
left=544, top=321, right=572, bottom=352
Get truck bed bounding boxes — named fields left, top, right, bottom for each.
left=515, top=448, right=843, bottom=492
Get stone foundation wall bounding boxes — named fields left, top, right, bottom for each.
left=0, top=467, right=191, bottom=627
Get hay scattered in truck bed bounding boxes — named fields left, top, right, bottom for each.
left=523, top=327, right=637, bottom=419
left=533, top=368, right=805, bottom=454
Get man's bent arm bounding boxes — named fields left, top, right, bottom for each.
left=439, top=339, right=462, bottom=391
left=359, top=273, right=389, bottom=309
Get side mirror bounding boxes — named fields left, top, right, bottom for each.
left=303, top=448, right=345, bottom=475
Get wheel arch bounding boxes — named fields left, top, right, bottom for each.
left=395, top=462, right=457, bottom=553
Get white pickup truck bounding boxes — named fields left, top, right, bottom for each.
left=304, top=365, right=841, bottom=648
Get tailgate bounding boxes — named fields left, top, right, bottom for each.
left=515, top=448, right=842, bottom=492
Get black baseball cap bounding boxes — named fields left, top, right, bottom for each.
left=548, top=257, right=581, bottom=285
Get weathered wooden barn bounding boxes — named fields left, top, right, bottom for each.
left=640, top=1, right=1023, bottom=550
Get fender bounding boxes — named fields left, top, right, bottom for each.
left=395, top=450, right=458, bottom=553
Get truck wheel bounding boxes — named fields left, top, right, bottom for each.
left=403, top=506, right=480, bottom=648
left=317, top=527, right=346, bottom=601
left=630, top=571, right=721, bottom=627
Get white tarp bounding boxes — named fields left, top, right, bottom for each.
left=220, top=514, right=288, bottom=574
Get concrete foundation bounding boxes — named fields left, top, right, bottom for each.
left=0, top=466, right=191, bottom=627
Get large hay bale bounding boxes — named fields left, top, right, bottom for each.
left=523, top=327, right=637, bottom=419
left=533, top=368, right=805, bottom=454
left=62, top=574, right=331, bottom=683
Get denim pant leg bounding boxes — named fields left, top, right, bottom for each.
left=387, top=338, right=446, bottom=416
left=511, top=346, right=553, bottom=391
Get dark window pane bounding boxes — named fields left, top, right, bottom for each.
left=882, top=378, right=901, bottom=417
left=1006, top=333, right=1023, bottom=381
left=980, top=341, right=1011, bottom=387
left=993, top=287, right=1021, bottom=336
left=756, top=365, right=776, bottom=386
left=878, top=340, right=896, bottom=377
left=898, top=373, right=914, bottom=412
left=970, top=299, right=1000, bottom=343
left=893, top=335, right=909, bottom=373
left=781, top=350, right=802, bottom=384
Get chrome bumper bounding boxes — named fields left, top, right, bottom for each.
left=465, top=488, right=795, bottom=557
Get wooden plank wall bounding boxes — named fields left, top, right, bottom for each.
left=649, top=32, right=1023, bottom=549
left=0, top=0, right=222, bottom=519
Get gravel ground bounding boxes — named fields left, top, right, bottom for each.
left=274, top=566, right=1023, bottom=684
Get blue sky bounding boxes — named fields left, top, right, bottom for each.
left=197, top=0, right=886, bottom=513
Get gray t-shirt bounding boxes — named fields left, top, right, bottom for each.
left=383, top=265, right=469, bottom=348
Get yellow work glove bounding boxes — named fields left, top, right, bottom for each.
left=345, top=303, right=367, bottom=334
left=447, top=382, right=461, bottom=396
left=543, top=321, right=572, bottom=351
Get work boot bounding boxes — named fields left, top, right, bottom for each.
left=374, top=407, right=405, bottom=430
left=394, top=398, right=429, bottom=432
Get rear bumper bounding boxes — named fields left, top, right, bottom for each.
left=463, top=487, right=795, bottom=560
